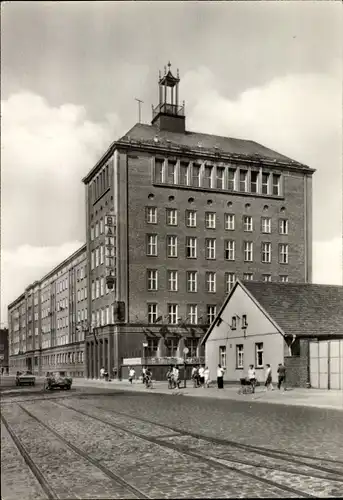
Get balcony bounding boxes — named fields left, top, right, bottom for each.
left=152, top=103, right=185, bottom=120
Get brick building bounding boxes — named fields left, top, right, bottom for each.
left=82, top=64, right=315, bottom=379
left=202, top=281, right=343, bottom=389
left=8, top=245, right=87, bottom=376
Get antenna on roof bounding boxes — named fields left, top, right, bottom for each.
left=135, top=98, right=144, bottom=124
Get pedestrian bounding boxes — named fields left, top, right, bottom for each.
left=204, top=366, right=210, bottom=388
left=265, top=364, right=273, bottom=391
left=100, top=367, right=105, bottom=379
left=172, top=365, right=180, bottom=389
left=142, top=366, right=147, bottom=384
left=277, top=363, right=286, bottom=391
left=217, top=364, right=225, bottom=389
left=191, top=366, right=198, bottom=388
left=198, top=365, right=205, bottom=387
left=247, top=364, right=257, bottom=393
left=112, top=367, right=117, bottom=379
left=145, top=368, right=153, bottom=388
left=128, top=367, right=135, bottom=384
left=166, top=365, right=173, bottom=389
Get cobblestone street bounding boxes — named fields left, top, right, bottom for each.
left=1, top=386, right=343, bottom=499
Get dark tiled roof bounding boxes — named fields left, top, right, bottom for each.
left=244, top=282, right=343, bottom=337
left=119, top=123, right=309, bottom=167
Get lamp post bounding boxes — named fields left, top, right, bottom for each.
left=183, top=347, right=189, bottom=388
left=142, top=341, right=148, bottom=370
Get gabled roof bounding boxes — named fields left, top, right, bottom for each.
left=119, top=123, right=311, bottom=167
left=202, top=281, right=343, bottom=344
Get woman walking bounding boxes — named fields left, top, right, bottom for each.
left=217, top=364, right=225, bottom=389
left=265, top=364, right=273, bottom=391
left=204, top=366, right=210, bottom=388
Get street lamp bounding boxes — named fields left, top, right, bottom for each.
left=142, top=341, right=148, bottom=370
left=183, top=347, right=189, bottom=388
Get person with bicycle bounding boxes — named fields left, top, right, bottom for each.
left=145, top=368, right=152, bottom=388
left=247, top=364, right=257, bottom=393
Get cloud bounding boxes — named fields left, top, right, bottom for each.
left=183, top=67, right=342, bottom=244
left=1, top=241, right=84, bottom=325
left=313, top=238, right=342, bottom=286
left=1, top=92, right=124, bottom=250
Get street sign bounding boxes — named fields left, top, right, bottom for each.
left=183, top=347, right=189, bottom=355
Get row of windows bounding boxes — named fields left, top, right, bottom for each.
left=91, top=304, right=116, bottom=327
left=219, top=343, right=264, bottom=370
left=57, top=317, right=69, bottom=329
left=76, top=266, right=87, bottom=280
left=77, top=309, right=88, bottom=323
left=42, top=351, right=84, bottom=365
left=146, top=270, right=288, bottom=293
left=92, top=162, right=111, bottom=202
left=154, top=158, right=282, bottom=196
left=91, top=278, right=112, bottom=300
left=146, top=208, right=289, bottom=234
left=146, top=235, right=289, bottom=263
left=91, top=218, right=105, bottom=240
left=146, top=303, right=217, bottom=325
left=77, top=287, right=88, bottom=302
left=91, top=238, right=116, bottom=269
left=56, top=278, right=68, bottom=294
left=144, top=336, right=200, bottom=357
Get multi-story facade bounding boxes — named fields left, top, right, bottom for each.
left=82, top=65, right=315, bottom=379
left=0, top=328, right=9, bottom=373
left=8, top=245, right=87, bottom=376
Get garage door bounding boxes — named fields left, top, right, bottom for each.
left=310, top=339, right=343, bottom=390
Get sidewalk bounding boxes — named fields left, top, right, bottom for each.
left=72, top=378, right=343, bottom=411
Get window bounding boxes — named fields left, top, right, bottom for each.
left=167, top=161, right=177, bottom=184
left=192, top=164, right=201, bottom=187
left=100, top=218, right=104, bottom=234
left=167, top=235, right=178, bottom=257
left=166, top=208, right=177, bottom=226
left=280, top=275, right=289, bottom=282
left=77, top=311, right=81, bottom=323
left=263, top=274, right=271, bottom=282
left=90, top=226, right=94, bottom=241
left=187, top=304, right=198, bottom=325
left=205, top=238, right=216, bottom=259
left=186, top=210, right=197, bottom=228
left=216, top=167, right=225, bottom=189
left=279, top=219, right=288, bottom=235
left=203, top=166, right=213, bottom=188
left=255, top=343, right=264, bottom=368
left=91, top=281, right=95, bottom=300
left=239, top=170, right=248, bottom=192
left=243, top=216, right=253, bottom=232
left=167, top=304, right=178, bottom=324
left=147, top=304, right=158, bottom=324
left=147, top=270, right=158, bottom=291
left=146, top=207, right=157, bottom=224
left=236, top=344, right=244, bottom=368
left=95, top=222, right=99, bottom=238
left=262, top=242, right=271, bottom=263
left=146, top=337, right=159, bottom=356
left=85, top=308, right=88, bottom=320
left=165, top=337, right=179, bottom=356
left=100, top=277, right=105, bottom=296
left=155, top=158, right=164, bottom=183
left=224, top=240, right=235, bottom=261
left=187, top=271, right=197, bottom=292
left=100, top=245, right=104, bottom=265
left=207, top=305, right=216, bottom=325
left=219, top=346, right=227, bottom=368
left=244, top=241, right=253, bottom=262
left=272, top=174, right=281, bottom=196
left=206, top=272, right=216, bottom=292
left=91, top=251, right=95, bottom=270
left=279, top=244, right=289, bottom=264
left=168, top=271, right=178, bottom=291
left=227, top=168, right=236, bottom=191
left=262, top=172, right=270, bottom=194
left=84, top=287, right=87, bottom=299
left=261, top=217, right=271, bottom=234
left=224, top=214, right=235, bottom=231
left=185, top=337, right=198, bottom=356
left=205, top=212, right=216, bottom=229
left=250, top=171, right=258, bottom=193
left=101, top=309, right=105, bottom=326
left=186, top=237, right=197, bottom=258
left=180, top=161, right=190, bottom=186
left=95, top=247, right=99, bottom=267
left=147, top=235, right=157, bottom=256
left=243, top=273, right=253, bottom=281
left=225, top=273, right=236, bottom=293
left=77, top=290, right=81, bottom=302
left=95, top=279, right=100, bottom=299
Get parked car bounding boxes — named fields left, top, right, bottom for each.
left=45, top=371, right=72, bottom=390
left=15, top=371, right=36, bottom=386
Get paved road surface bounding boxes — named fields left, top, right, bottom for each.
left=1, top=382, right=343, bottom=499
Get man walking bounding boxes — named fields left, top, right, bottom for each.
left=247, top=364, right=257, bottom=393
left=217, top=364, right=225, bottom=389
left=265, top=364, right=273, bottom=391
left=277, top=363, right=286, bottom=391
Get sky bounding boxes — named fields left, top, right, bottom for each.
left=1, top=1, right=342, bottom=325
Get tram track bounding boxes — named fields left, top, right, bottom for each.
left=84, top=400, right=343, bottom=477
left=52, top=399, right=336, bottom=498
